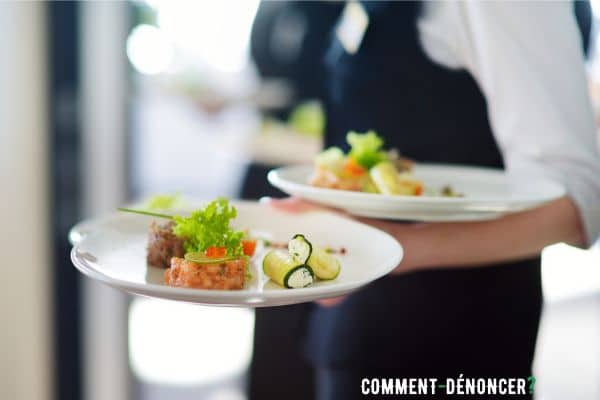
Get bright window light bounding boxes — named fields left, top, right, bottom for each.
left=541, top=243, right=600, bottom=302
left=150, top=0, right=260, bottom=73
left=591, top=0, right=600, bottom=17
left=207, top=388, right=247, bottom=400
left=126, top=24, right=173, bottom=75
left=128, top=298, right=255, bottom=385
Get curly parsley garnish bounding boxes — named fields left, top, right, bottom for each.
left=346, top=130, right=388, bottom=169
left=172, top=198, right=244, bottom=256
left=119, top=197, right=244, bottom=256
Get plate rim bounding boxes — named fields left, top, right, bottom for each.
left=268, top=163, right=566, bottom=205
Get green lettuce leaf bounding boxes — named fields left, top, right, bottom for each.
left=172, top=198, right=244, bottom=256
left=346, top=130, right=388, bottom=169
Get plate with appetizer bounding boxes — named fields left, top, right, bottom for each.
left=268, top=131, right=565, bottom=221
left=69, top=197, right=403, bottom=307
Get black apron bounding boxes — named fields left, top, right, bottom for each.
left=304, top=1, right=541, bottom=377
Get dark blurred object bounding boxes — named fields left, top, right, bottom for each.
left=247, top=4, right=343, bottom=399
left=574, top=0, right=592, bottom=56
left=48, top=3, right=83, bottom=400
left=242, top=1, right=341, bottom=201
left=250, top=1, right=343, bottom=118
left=239, top=163, right=286, bottom=200
left=248, top=304, right=315, bottom=400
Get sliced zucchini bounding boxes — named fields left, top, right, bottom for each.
left=288, top=234, right=313, bottom=264
left=263, top=250, right=314, bottom=288
left=306, top=246, right=341, bottom=280
left=370, top=162, right=423, bottom=195
left=288, top=234, right=341, bottom=280
left=369, top=161, right=402, bottom=195
left=285, top=266, right=315, bottom=289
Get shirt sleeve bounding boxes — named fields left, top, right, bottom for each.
left=454, top=1, right=600, bottom=247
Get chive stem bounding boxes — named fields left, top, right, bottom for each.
left=117, top=207, right=174, bottom=219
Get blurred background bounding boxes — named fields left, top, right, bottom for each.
left=0, top=1, right=599, bottom=400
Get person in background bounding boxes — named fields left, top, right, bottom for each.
left=250, top=1, right=343, bottom=118
left=242, top=2, right=344, bottom=204
left=247, top=4, right=344, bottom=399
left=251, top=2, right=600, bottom=400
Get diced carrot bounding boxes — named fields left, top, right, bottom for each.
left=242, top=239, right=257, bottom=257
left=205, top=246, right=227, bottom=258
left=415, top=184, right=424, bottom=196
left=344, top=158, right=367, bottom=176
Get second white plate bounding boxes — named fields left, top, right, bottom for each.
left=268, top=164, right=566, bottom=221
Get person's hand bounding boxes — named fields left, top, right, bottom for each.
left=263, top=197, right=588, bottom=303
left=259, top=196, right=336, bottom=213
left=315, top=296, right=347, bottom=307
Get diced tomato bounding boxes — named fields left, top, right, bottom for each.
left=415, top=184, right=424, bottom=196
left=344, top=158, right=367, bottom=176
left=205, top=246, right=227, bottom=258
left=242, top=239, right=257, bottom=257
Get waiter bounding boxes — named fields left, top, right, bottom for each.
left=250, top=2, right=600, bottom=399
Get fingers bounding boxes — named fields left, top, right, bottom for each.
left=259, top=196, right=320, bottom=212
left=316, top=295, right=347, bottom=307
left=260, top=196, right=342, bottom=214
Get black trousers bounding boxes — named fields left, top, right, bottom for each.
left=307, top=259, right=542, bottom=400
left=250, top=256, right=541, bottom=400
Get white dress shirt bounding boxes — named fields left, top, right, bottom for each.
left=417, top=1, right=600, bottom=246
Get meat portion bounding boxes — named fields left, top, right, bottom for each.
left=164, top=257, right=247, bottom=290
left=147, top=221, right=185, bottom=268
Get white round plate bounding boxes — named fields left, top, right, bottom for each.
left=70, top=201, right=403, bottom=307
left=268, top=164, right=566, bottom=221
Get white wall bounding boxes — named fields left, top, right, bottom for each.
left=0, top=2, right=51, bottom=400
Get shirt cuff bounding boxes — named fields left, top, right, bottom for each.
left=506, top=155, right=600, bottom=248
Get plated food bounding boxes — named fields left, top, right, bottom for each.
left=310, top=130, right=460, bottom=197
left=268, top=163, right=566, bottom=222
left=119, top=197, right=343, bottom=291
left=69, top=200, right=403, bottom=306
left=268, top=130, right=565, bottom=221
left=263, top=234, right=341, bottom=289
left=121, top=198, right=256, bottom=290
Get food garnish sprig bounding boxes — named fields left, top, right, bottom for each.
left=119, top=197, right=251, bottom=258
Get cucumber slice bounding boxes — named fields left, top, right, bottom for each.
left=263, top=250, right=314, bottom=288
left=288, top=234, right=313, bottom=264
left=184, top=252, right=235, bottom=264
left=306, top=246, right=341, bottom=280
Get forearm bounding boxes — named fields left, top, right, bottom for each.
left=393, top=196, right=585, bottom=273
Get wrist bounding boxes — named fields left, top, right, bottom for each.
left=392, top=223, right=436, bottom=274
